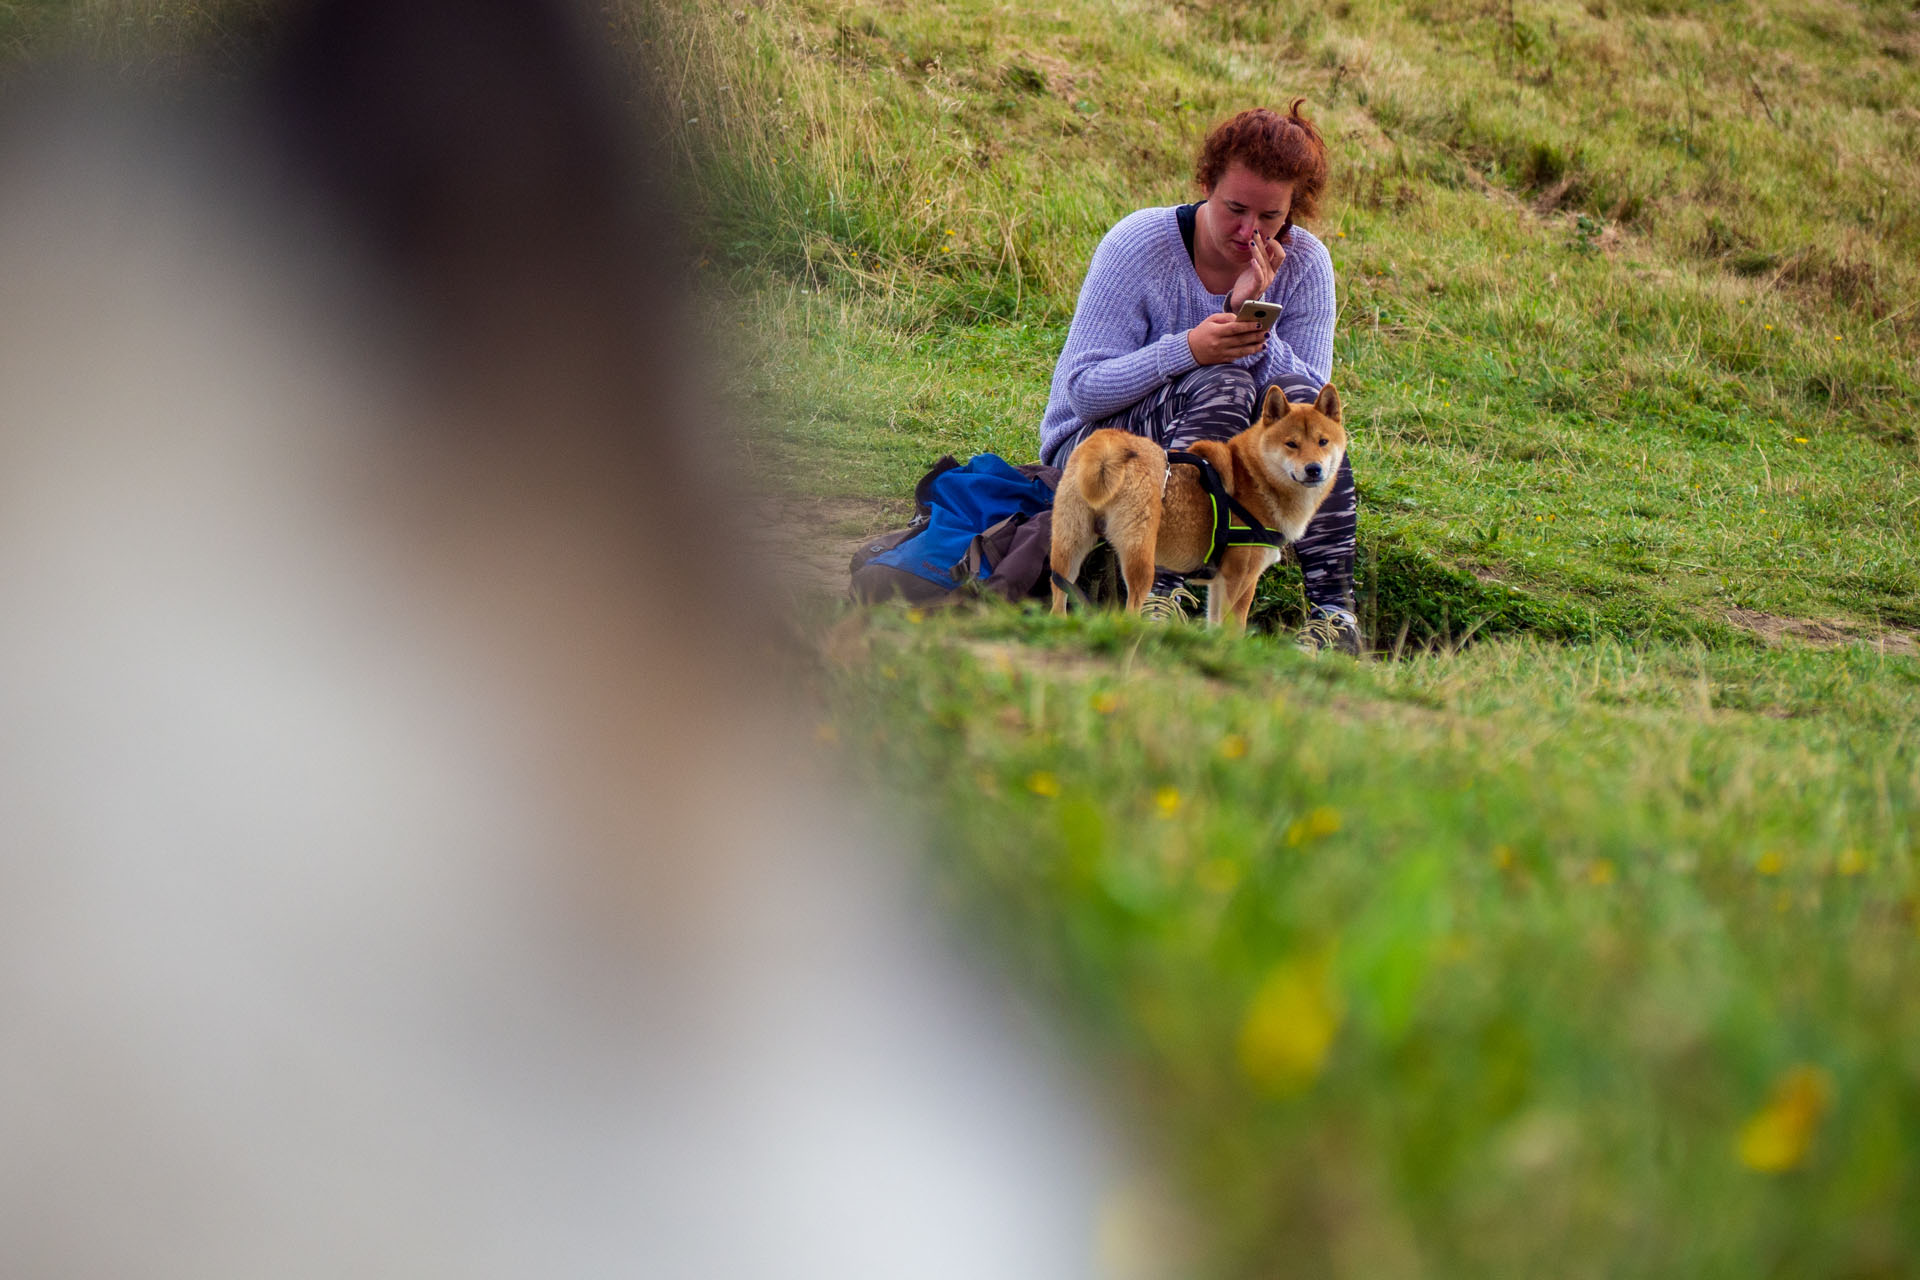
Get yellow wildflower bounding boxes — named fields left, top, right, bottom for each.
left=1587, top=858, right=1617, bottom=886
left=1238, top=949, right=1343, bottom=1095
left=1287, top=806, right=1342, bottom=846
left=1834, top=848, right=1866, bottom=877
left=1737, top=1066, right=1832, bottom=1173
left=1154, top=786, right=1182, bottom=818
left=1219, top=733, right=1249, bottom=759
left=1026, top=771, right=1061, bottom=798
left=1492, top=844, right=1515, bottom=871
left=1091, top=691, right=1120, bottom=715
left=1756, top=850, right=1784, bottom=876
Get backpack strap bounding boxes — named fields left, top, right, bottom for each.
left=1163, top=451, right=1287, bottom=575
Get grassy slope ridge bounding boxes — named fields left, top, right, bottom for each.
left=647, top=1, right=1920, bottom=1274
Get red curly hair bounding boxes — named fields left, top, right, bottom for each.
left=1193, top=100, right=1328, bottom=224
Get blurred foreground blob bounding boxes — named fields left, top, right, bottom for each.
left=1737, top=1065, right=1833, bottom=1173
left=0, top=1, right=1125, bottom=1276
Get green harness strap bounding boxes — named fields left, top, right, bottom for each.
left=1163, top=450, right=1287, bottom=581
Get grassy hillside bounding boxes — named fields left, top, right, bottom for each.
left=640, top=0, right=1920, bottom=1274
left=640, top=0, right=1919, bottom=643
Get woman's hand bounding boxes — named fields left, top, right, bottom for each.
left=1186, top=313, right=1268, bottom=365
left=1225, top=230, right=1286, bottom=313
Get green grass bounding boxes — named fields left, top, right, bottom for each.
left=650, top=0, right=1920, bottom=1270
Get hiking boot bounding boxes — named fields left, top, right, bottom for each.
left=1140, top=572, right=1200, bottom=622
left=1139, top=585, right=1202, bottom=622
left=1296, top=604, right=1363, bottom=656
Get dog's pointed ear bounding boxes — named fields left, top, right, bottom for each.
left=1313, top=383, right=1342, bottom=422
left=1259, top=384, right=1289, bottom=423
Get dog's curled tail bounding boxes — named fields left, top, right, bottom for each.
left=1072, top=442, right=1142, bottom=510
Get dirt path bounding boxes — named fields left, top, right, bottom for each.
left=751, top=494, right=906, bottom=601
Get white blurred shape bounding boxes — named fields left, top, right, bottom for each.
left=0, top=63, right=1116, bottom=1280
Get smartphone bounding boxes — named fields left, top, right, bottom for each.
left=1236, top=299, right=1282, bottom=330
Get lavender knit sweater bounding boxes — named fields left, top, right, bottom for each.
left=1038, top=206, right=1336, bottom=465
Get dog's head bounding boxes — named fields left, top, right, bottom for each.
left=1252, top=383, right=1347, bottom=489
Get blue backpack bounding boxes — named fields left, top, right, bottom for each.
left=848, top=454, right=1062, bottom=604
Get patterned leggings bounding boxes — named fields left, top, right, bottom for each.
left=1050, top=364, right=1358, bottom=612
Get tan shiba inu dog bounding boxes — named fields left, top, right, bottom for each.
left=1050, top=384, right=1348, bottom=629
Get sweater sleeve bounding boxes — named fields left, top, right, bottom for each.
left=1054, top=222, right=1197, bottom=422
left=1250, top=229, right=1336, bottom=400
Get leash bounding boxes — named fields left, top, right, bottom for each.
left=1162, top=450, right=1287, bottom=580
left=1049, top=569, right=1096, bottom=612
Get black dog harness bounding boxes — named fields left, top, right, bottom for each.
left=1050, top=451, right=1286, bottom=604
left=1162, top=450, right=1287, bottom=580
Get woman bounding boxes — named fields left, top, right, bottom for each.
left=1037, top=101, right=1358, bottom=653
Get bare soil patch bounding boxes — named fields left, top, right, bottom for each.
left=1725, top=607, right=1917, bottom=655
left=753, top=494, right=905, bottom=600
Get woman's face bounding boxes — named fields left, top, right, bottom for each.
left=1202, top=161, right=1294, bottom=263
